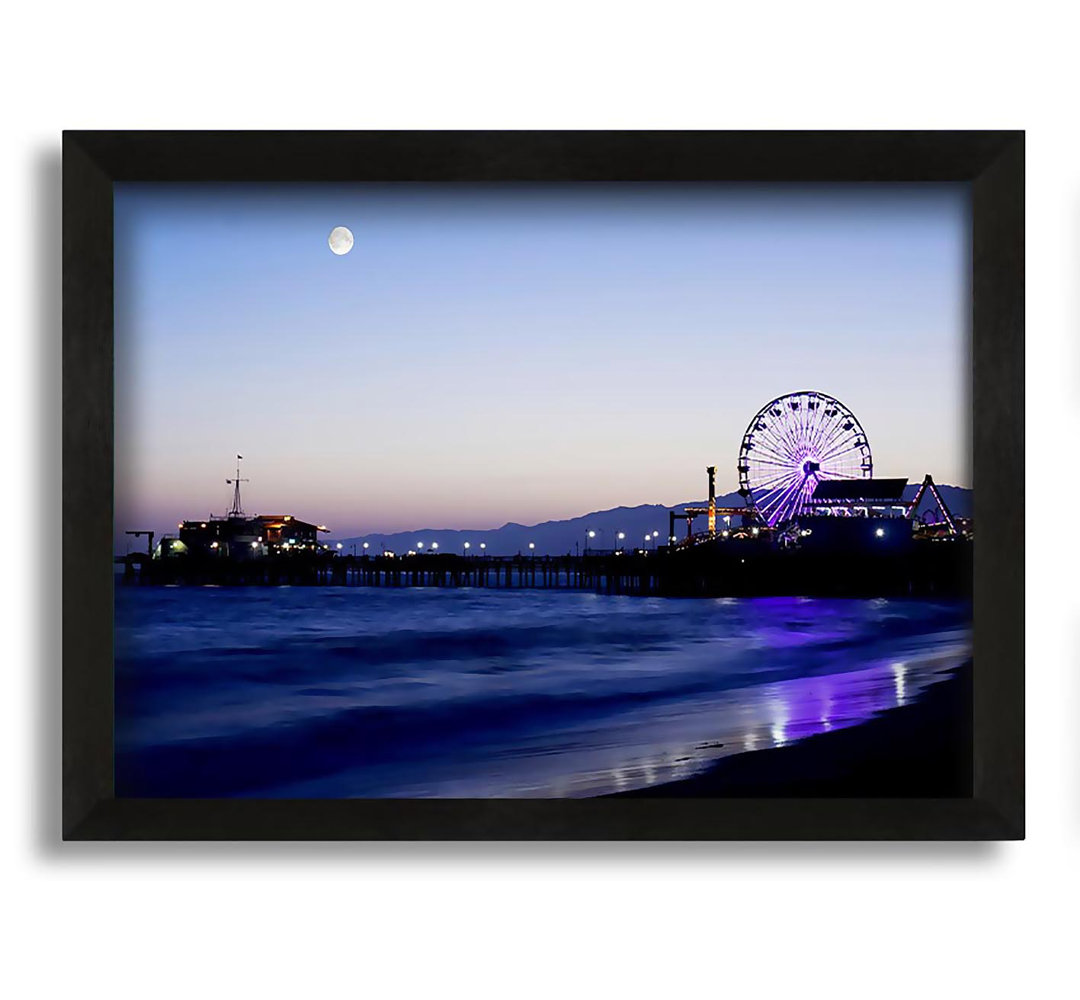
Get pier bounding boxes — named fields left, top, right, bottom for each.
left=116, top=537, right=971, bottom=599
left=119, top=551, right=628, bottom=591
left=120, top=423, right=971, bottom=601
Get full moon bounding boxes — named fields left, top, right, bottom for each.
left=328, top=226, right=354, bottom=255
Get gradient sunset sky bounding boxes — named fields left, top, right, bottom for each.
left=114, top=182, right=970, bottom=541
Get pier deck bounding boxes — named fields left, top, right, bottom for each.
left=116, top=540, right=971, bottom=599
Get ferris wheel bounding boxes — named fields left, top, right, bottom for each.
left=737, top=391, right=872, bottom=526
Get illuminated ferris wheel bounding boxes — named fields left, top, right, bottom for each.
left=737, top=391, right=872, bottom=526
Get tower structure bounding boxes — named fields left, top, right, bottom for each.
left=226, top=454, right=249, bottom=517
left=707, top=466, right=717, bottom=535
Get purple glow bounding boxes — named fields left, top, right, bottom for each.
left=739, top=391, right=873, bottom=525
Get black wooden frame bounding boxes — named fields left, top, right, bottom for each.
left=62, top=131, right=1024, bottom=840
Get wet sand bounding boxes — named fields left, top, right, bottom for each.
left=616, top=661, right=972, bottom=798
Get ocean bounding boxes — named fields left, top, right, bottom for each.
left=114, top=586, right=971, bottom=798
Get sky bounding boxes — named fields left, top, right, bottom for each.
left=114, top=182, right=971, bottom=542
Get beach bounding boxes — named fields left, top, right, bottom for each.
left=618, top=660, right=972, bottom=797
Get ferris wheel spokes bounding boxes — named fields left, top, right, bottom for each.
left=737, top=391, right=873, bottom=526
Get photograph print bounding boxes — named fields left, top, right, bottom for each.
left=113, top=181, right=973, bottom=800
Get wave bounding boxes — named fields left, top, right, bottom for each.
left=114, top=588, right=971, bottom=797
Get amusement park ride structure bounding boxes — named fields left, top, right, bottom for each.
left=739, top=390, right=873, bottom=525
left=670, top=390, right=965, bottom=547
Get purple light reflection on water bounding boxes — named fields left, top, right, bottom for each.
left=534, top=651, right=959, bottom=799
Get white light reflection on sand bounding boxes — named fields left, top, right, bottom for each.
left=819, top=689, right=835, bottom=731
left=769, top=696, right=790, bottom=747
left=892, top=661, right=908, bottom=706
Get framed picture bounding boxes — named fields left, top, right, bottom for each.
left=63, top=131, right=1023, bottom=840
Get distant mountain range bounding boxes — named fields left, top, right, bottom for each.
left=334, top=485, right=972, bottom=557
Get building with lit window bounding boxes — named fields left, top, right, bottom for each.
left=166, top=514, right=328, bottom=559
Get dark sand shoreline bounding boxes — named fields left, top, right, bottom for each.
left=614, top=660, right=972, bottom=798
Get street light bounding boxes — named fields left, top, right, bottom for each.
left=416, top=541, right=424, bottom=550
left=528, top=542, right=536, bottom=557
left=464, top=541, right=471, bottom=555
left=431, top=542, right=439, bottom=551
left=336, top=543, right=343, bottom=550
left=362, top=541, right=369, bottom=552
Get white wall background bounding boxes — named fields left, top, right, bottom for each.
left=3, top=3, right=1070, bottom=998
